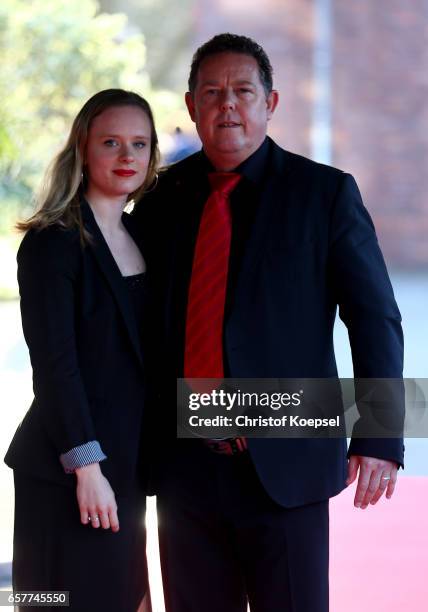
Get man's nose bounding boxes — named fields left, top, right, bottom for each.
left=219, top=89, right=236, bottom=112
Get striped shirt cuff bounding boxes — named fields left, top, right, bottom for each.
left=60, top=440, right=107, bottom=474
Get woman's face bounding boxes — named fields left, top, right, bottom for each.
left=85, top=105, right=152, bottom=201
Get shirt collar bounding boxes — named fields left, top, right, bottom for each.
left=200, top=136, right=270, bottom=187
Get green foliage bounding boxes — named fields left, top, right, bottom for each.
left=0, top=0, right=180, bottom=231
left=99, top=0, right=194, bottom=92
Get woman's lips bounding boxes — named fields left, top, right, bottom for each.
left=113, top=169, right=137, bottom=177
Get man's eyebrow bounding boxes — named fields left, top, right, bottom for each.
left=200, top=79, right=256, bottom=86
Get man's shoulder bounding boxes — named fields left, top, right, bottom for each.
left=159, top=150, right=203, bottom=184
left=269, top=139, right=346, bottom=183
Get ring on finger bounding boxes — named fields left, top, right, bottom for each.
left=381, top=475, right=391, bottom=481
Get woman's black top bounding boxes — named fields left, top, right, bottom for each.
left=123, top=273, right=147, bottom=346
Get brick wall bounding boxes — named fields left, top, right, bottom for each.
left=191, top=0, right=428, bottom=267
left=333, top=1, right=428, bottom=266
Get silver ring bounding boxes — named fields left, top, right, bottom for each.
left=382, top=476, right=391, bottom=481
left=92, top=516, right=100, bottom=522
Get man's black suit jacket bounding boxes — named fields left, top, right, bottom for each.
left=136, top=138, right=404, bottom=508
left=5, top=201, right=148, bottom=495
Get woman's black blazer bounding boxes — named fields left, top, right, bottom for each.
left=5, top=200, right=147, bottom=495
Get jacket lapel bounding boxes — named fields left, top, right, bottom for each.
left=165, top=157, right=208, bottom=341
left=234, top=142, right=293, bottom=293
left=80, top=200, right=144, bottom=370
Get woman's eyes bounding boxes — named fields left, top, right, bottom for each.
left=103, top=140, right=146, bottom=148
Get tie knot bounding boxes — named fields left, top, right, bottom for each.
left=208, top=172, right=241, bottom=196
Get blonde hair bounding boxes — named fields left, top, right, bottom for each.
left=17, top=89, right=160, bottom=242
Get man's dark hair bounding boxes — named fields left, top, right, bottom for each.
left=188, top=33, right=273, bottom=95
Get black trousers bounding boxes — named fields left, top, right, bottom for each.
left=13, top=471, right=148, bottom=612
left=156, top=441, right=329, bottom=612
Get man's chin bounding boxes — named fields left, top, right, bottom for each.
left=211, top=139, right=247, bottom=155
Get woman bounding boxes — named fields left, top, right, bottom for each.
left=4, top=89, right=159, bottom=611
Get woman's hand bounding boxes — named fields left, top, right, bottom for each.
left=75, top=463, right=120, bottom=532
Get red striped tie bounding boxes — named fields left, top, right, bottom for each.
left=184, top=172, right=241, bottom=379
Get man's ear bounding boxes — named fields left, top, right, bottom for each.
left=185, top=91, right=196, bottom=123
left=266, top=90, right=279, bottom=121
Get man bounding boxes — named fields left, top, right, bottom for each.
left=137, top=33, right=404, bottom=612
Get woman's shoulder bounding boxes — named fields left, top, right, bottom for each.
left=17, top=223, right=81, bottom=266
left=19, top=223, right=79, bottom=250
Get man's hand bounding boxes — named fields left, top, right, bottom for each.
left=347, top=455, right=398, bottom=509
left=75, top=463, right=120, bottom=531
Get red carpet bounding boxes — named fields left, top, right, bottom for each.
left=330, top=476, right=428, bottom=612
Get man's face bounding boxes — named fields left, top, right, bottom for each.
left=185, top=52, right=278, bottom=170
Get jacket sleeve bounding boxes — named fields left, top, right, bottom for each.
left=60, top=440, right=107, bottom=473
left=328, top=174, right=405, bottom=466
left=17, top=227, right=98, bottom=455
